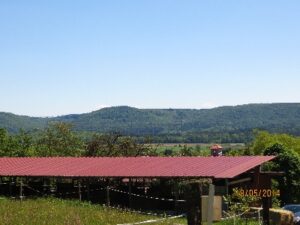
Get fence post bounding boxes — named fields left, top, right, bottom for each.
left=9, top=177, right=12, bottom=196
left=174, top=180, right=180, bottom=214
left=78, top=180, right=82, bottom=201
left=87, top=178, right=90, bottom=201
left=106, top=181, right=110, bottom=206
left=184, top=182, right=202, bottom=225
left=19, top=178, right=23, bottom=201
left=128, top=178, right=132, bottom=208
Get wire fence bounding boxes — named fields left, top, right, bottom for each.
left=221, top=208, right=263, bottom=225
left=2, top=183, right=185, bottom=218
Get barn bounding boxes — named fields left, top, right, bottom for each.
left=0, top=156, right=276, bottom=225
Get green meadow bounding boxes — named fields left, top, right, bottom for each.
left=0, top=197, right=261, bottom=225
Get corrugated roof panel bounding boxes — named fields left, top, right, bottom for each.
left=0, top=156, right=275, bottom=179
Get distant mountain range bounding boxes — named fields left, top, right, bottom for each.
left=1, top=103, right=300, bottom=141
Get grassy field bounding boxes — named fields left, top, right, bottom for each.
left=0, top=197, right=260, bottom=225
left=0, top=197, right=186, bottom=225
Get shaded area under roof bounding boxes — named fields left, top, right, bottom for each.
left=0, top=156, right=275, bottom=179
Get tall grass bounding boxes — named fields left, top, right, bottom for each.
left=0, top=197, right=261, bottom=225
left=0, top=197, right=186, bottom=225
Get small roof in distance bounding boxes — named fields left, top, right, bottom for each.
left=210, top=144, right=223, bottom=150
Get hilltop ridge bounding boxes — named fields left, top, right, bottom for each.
left=1, top=103, right=300, bottom=142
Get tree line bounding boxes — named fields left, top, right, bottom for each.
left=0, top=122, right=158, bottom=157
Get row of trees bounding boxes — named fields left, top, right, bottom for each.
left=0, top=122, right=156, bottom=157
left=0, top=122, right=214, bottom=157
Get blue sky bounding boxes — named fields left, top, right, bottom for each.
left=0, top=1, right=299, bottom=116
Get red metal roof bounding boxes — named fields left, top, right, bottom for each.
left=210, top=144, right=223, bottom=150
left=0, top=156, right=275, bottom=179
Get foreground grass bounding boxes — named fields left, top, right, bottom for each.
left=0, top=197, right=260, bottom=225
left=214, top=219, right=260, bottom=225
left=0, top=197, right=186, bottom=225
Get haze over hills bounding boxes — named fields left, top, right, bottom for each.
left=1, top=103, right=300, bottom=142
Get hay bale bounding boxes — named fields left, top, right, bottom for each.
left=269, top=208, right=294, bottom=225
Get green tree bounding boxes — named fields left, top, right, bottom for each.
left=36, top=122, right=84, bottom=156
left=14, top=129, right=34, bottom=156
left=263, top=143, right=300, bottom=204
left=117, top=136, right=156, bottom=156
left=0, top=128, right=9, bottom=156
left=85, top=133, right=156, bottom=156
left=0, top=128, right=32, bottom=156
left=85, top=133, right=121, bottom=156
left=178, top=145, right=193, bottom=156
left=252, top=130, right=300, bottom=155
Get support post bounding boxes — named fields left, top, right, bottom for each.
left=174, top=180, right=180, bottom=214
left=252, top=167, right=272, bottom=225
left=106, top=180, right=110, bottom=206
left=261, top=174, right=272, bottom=225
left=9, top=177, right=12, bottom=196
left=262, top=197, right=270, bottom=225
left=78, top=180, right=82, bottom=201
left=184, top=182, right=202, bottom=225
left=128, top=178, right=132, bottom=208
left=207, top=184, right=215, bottom=225
left=87, top=178, right=90, bottom=201
left=43, top=178, right=47, bottom=195
left=19, top=178, right=23, bottom=201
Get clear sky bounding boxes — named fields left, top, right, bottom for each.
left=0, top=1, right=299, bottom=117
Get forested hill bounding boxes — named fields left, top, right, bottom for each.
left=1, top=103, right=300, bottom=142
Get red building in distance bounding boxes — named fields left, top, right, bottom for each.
left=210, top=144, right=223, bottom=156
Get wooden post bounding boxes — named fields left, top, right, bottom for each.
left=225, top=179, right=229, bottom=196
left=78, top=180, right=82, bottom=201
left=106, top=179, right=110, bottom=206
left=19, top=178, right=23, bottom=201
left=43, top=178, right=47, bottom=195
left=106, top=186, right=110, bottom=206
left=261, top=174, right=271, bottom=225
left=252, top=166, right=275, bottom=225
left=224, top=179, right=229, bottom=212
left=184, top=182, right=202, bottom=225
left=87, top=178, right=90, bottom=201
left=9, top=177, right=12, bottom=196
left=253, top=166, right=261, bottom=187
left=207, top=184, right=215, bottom=225
left=174, top=180, right=180, bottom=214
left=128, top=178, right=132, bottom=208
left=262, top=197, right=270, bottom=225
